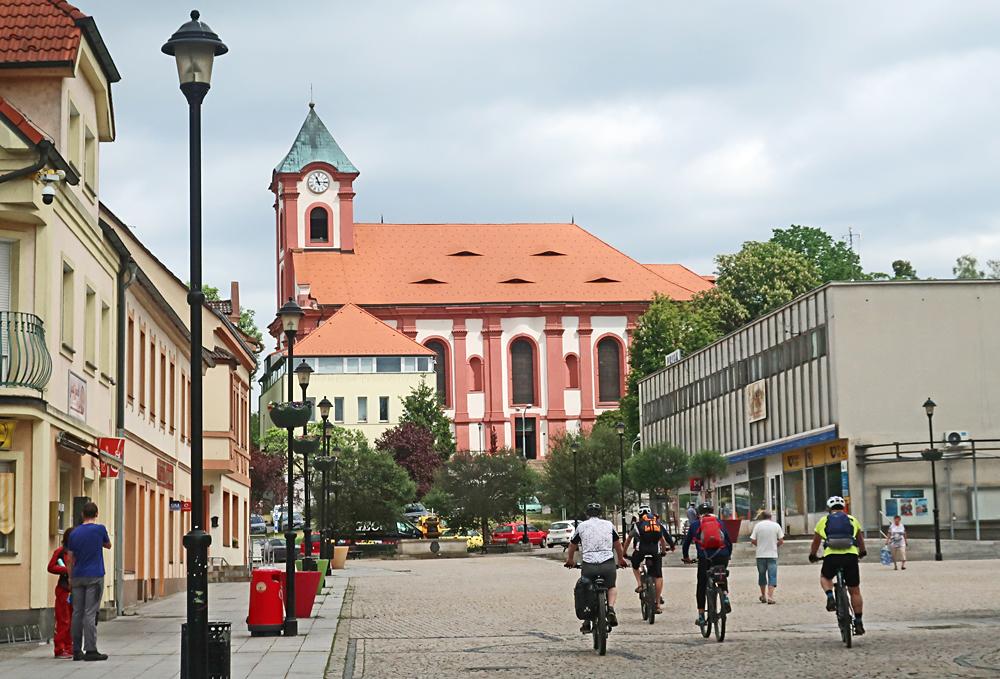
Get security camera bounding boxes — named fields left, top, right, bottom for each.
left=41, top=183, right=56, bottom=205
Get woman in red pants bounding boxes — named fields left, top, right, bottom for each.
left=47, top=527, right=74, bottom=659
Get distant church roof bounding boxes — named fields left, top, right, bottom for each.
left=275, top=104, right=358, bottom=174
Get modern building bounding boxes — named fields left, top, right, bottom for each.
left=639, top=280, right=1000, bottom=536
left=103, top=207, right=257, bottom=604
left=263, top=104, right=712, bottom=457
left=259, top=303, right=435, bottom=444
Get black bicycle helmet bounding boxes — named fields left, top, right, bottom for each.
left=585, top=502, right=602, bottom=517
left=697, top=501, right=714, bottom=515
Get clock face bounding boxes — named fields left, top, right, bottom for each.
left=307, top=171, right=330, bottom=194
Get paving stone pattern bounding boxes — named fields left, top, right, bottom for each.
left=333, top=553, right=1000, bottom=678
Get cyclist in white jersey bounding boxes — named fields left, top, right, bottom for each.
left=565, top=503, right=628, bottom=629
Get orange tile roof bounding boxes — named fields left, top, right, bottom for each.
left=293, top=223, right=706, bottom=306
left=0, top=0, right=85, bottom=67
left=0, top=96, right=46, bottom=144
left=643, top=264, right=715, bottom=295
left=294, top=303, right=435, bottom=356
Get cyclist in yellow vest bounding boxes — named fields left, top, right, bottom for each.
left=808, top=496, right=868, bottom=635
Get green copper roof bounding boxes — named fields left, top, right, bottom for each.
left=275, top=105, right=358, bottom=174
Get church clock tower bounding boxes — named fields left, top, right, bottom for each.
left=270, top=103, right=359, bottom=305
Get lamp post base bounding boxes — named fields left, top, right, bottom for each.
left=282, top=618, right=298, bottom=637
left=182, top=528, right=212, bottom=679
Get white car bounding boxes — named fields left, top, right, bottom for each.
left=547, top=521, right=575, bottom=549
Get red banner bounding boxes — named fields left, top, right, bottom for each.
left=98, top=437, right=124, bottom=478
left=689, top=477, right=703, bottom=492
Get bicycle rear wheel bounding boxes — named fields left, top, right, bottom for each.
left=703, top=586, right=715, bottom=638
left=645, top=579, right=656, bottom=625
left=713, top=590, right=727, bottom=642
left=595, top=591, right=608, bottom=656
left=836, top=581, right=852, bottom=648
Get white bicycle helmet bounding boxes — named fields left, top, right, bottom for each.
left=638, top=504, right=651, bottom=514
left=826, top=495, right=846, bottom=509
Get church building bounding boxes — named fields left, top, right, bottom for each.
left=262, top=104, right=712, bottom=458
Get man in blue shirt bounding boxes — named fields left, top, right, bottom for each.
left=66, top=502, right=111, bottom=661
left=682, top=502, right=733, bottom=628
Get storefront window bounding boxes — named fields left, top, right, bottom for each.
left=749, top=476, right=766, bottom=520
left=716, top=485, right=734, bottom=519
left=807, top=462, right=843, bottom=513
left=734, top=482, right=750, bottom=519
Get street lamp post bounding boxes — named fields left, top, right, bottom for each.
left=922, top=398, right=944, bottom=561
left=332, top=446, right=342, bottom=546
left=295, top=361, right=315, bottom=570
left=615, top=421, right=627, bottom=538
left=570, top=440, right=580, bottom=528
left=318, top=397, right=332, bottom=560
left=277, top=299, right=304, bottom=636
left=519, top=405, right=531, bottom=544
left=162, top=12, right=227, bottom=679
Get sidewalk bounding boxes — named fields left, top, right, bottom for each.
left=0, top=573, right=347, bottom=679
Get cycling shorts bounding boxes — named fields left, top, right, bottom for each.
left=821, top=553, right=860, bottom=587
left=630, top=550, right=663, bottom=579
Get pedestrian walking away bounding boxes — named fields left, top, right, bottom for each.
left=47, top=526, right=74, bottom=659
left=750, top=510, right=784, bottom=604
left=66, top=502, right=112, bottom=662
left=887, top=515, right=907, bottom=570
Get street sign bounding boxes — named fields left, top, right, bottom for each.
left=97, top=437, right=124, bottom=478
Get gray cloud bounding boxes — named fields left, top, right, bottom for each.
left=94, top=0, right=1000, bottom=349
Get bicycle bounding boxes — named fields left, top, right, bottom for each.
left=570, top=564, right=612, bottom=656
left=685, top=558, right=728, bottom=642
left=828, top=561, right=855, bottom=648
left=637, top=554, right=667, bottom=625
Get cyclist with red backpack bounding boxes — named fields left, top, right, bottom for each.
left=808, top=496, right=867, bottom=635
left=682, top=501, right=733, bottom=629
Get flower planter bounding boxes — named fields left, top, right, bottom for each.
left=268, top=401, right=311, bottom=429
left=293, top=435, right=320, bottom=455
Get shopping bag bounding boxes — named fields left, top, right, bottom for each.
left=879, top=545, right=892, bottom=566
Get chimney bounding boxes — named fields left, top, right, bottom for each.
left=229, top=281, right=240, bottom=323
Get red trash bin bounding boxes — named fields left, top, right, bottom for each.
left=247, top=568, right=284, bottom=636
left=273, top=569, right=322, bottom=619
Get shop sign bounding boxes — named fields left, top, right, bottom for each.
left=746, top=380, right=767, bottom=423
left=98, top=437, right=124, bottom=478
left=68, top=372, right=87, bottom=420
left=0, top=421, right=16, bottom=450
left=783, top=450, right=804, bottom=471
left=689, top=478, right=703, bottom=492
left=157, top=459, right=175, bottom=490
left=169, top=499, right=181, bottom=512
left=181, top=500, right=192, bottom=512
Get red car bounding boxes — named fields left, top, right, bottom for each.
left=491, top=522, right=548, bottom=547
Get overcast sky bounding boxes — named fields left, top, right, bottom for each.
left=93, top=1, right=1000, bottom=348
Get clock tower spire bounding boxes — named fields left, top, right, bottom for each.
left=270, top=104, right=359, bottom=306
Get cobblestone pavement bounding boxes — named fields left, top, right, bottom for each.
left=332, top=554, right=1000, bottom=678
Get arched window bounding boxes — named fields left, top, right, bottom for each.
left=510, top=338, right=535, bottom=405
left=565, top=354, right=580, bottom=389
left=468, top=356, right=484, bottom=392
left=309, top=206, right=329, bottom=242
left=425, top=339, right=449, bottom=406
left=597, top=336, right=622, bottom=402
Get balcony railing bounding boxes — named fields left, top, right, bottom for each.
left=1, top=311, right=52, bottom=392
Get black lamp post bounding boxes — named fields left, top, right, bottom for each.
left=332, top=446, right=342, bottom=545
left=519, top=405, right=531, bottom=544
left=317, top=397, right=332, bottom=560
left=295, top=360, right=315, bottom=570
left=570, top=440, right=580, bottom=528
left=162, top=11, right=227, bottom=679
left=277, top=298, right=304, bottom=636
left=615, top=421, right=627, bottom=538
left=922, top=397, right=943, bottom=561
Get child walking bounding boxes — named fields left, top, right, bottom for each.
left=48, top=527, right=74, bottom=659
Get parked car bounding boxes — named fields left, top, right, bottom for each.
left=491, top=522, right=548, bottom=547
left=340, top=519, right=423, bottom=544
left=546, top=520, right=574, bottom=548
left=275, top=511, right=304, bottom=531
left=262, top=537, right=287, bottom=563
left=403, top=503, right=430, bottom=521
left=249, top=514, right=267, bottom=535
left=519, top=496, right=543, bottom=513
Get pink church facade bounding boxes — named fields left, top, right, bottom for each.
left=264, top=106, right=712, bottom=458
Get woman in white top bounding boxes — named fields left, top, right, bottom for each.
left=887, top=515, right=907, bottom=570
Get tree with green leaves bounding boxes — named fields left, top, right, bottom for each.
left=425, top=450, right=535, bottom=538
left=769, top=225, right=866, bottom=282
left=399, top=380, right=456, bottom=459
left=892, top=260, right=918, bottom=280
left=715, top=241, right=822, bottom=323
left=326, top=445, right=416, bottom=537
left=540, top=425, right=631, bottom=517
left=624, top=443, right=689, bottom=501
left=954, top=254, right=985, bottom=279
left=620, top=293, right=727, bottom=435
left=260, top=422, right=369, bottom=457
left=688, top=449, right=729, bottom=498
left=595, top=473, right=623, bottom=513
